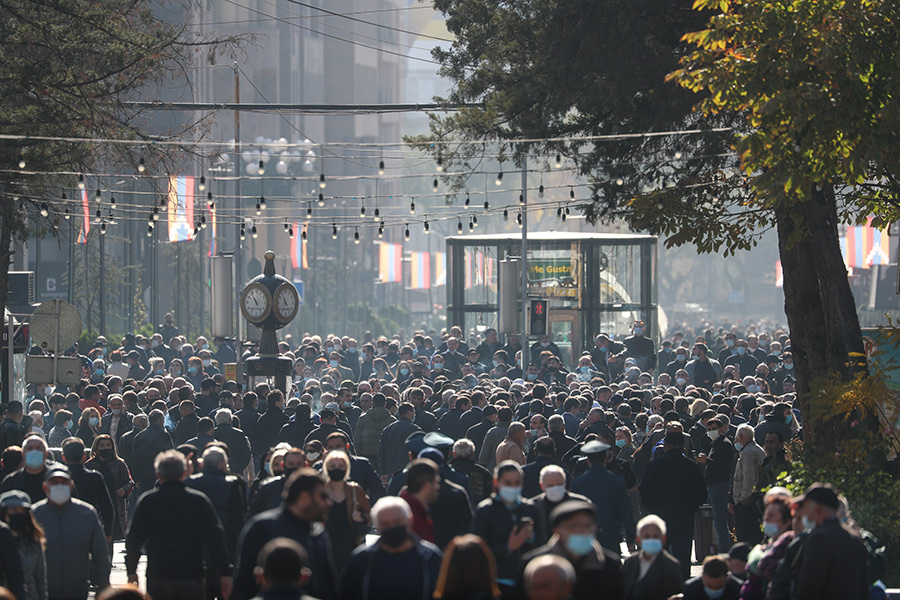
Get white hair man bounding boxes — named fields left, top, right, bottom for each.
left=340, top=497, right=443, bottom=600
left=449, top=438, right=493, bottom=504
left=621, top=514, right=683, bottom=599
left=212, top=408, right=253, bottom=476
left=732, top=423, right=766, bottom=544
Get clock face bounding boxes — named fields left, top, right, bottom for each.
left=241, top=284, right=271, bottom=322
left=274, top=283, right=299, bottom=322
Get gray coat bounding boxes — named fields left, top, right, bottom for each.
left=33, top=498, right=110, bottom=598
left=16, top=536, right=46, bottom=600
left=477, top=423, right=509, bottom=472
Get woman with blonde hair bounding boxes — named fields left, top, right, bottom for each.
left=322, top=450, right=370, bottom=572
left=689, top=398, right=709, bottom=420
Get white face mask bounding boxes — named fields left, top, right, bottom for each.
left=48, top=484, right=72, bottom=505
left=544, top=485, right=566, bottom=503
left=707, top=429, right=720, bottom=441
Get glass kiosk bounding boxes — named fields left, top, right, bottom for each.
left=445, top=232, right=658, bottom=368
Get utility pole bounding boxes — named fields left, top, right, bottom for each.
left=233, top=62, right=244, bottom=388
left=521, top=156, right=529, bottom=354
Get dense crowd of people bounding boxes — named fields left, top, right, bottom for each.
left=0, top=315, right=885, bottom=600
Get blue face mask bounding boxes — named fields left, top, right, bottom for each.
left=640, top=538, right=663, bottom=556
left=65, top=420, right=73, bottom=430
left=348, top=347, right=357, bottom=353
left=400, top=369, right=410, bottom=376
left=188, top=366, right=198, bottom=374
left=565, top=534, right=594, bottom=556
left=157, top=368, right=165, bottom=375
left=330, top=360, right=339, bottom=368
left=763, top=521, right=781, bottom=538
left=734, top=441, right=744, bottom=451
left=88, top=417, right=100, bottom=427
left=704, top=587, right=725, bottom=599
left=736, top=347, right=746, bottom=356
left=526, top=373, right=538, bottom=381
left=493, top=360, right=500, bottom=368
left=95, top=368, right=104, bottom=376
left=784, top=363, right=792, bottom=370
left=598, top=346, right=608, bottom=353
left=615, top=439, right=627, bottom=448
left=801, top=515, right=815, bottom=531
left=432, top=363, right=443, bottom=371
left=24, top=450, right=45, bottom=469
left=785, top=413, right=793, bottom=425
left=498, top=486, right=521, bottom=505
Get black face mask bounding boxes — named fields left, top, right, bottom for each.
left=282, top=466, right=298, bottom=478
left=327, top=468, right=346, bottom=482
left=379, top=525, right=409, bottom=548
left=98, top=448, right=115, bottom=460
left=6, top=513, right=30, bottom=532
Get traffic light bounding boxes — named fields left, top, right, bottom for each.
left=530, top=299, right=549, bottom=336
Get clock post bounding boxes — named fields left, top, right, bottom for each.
left=239, top=250, right=298, bottom=392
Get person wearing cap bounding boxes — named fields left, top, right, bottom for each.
left=519, top=500, right=624, bottom=600
left=379, top=402, right=422, bottom=478
left=725, top=542, right=750, bottom=581
left=353, top=393, right=396, bottom=471
left=570, top=439, right=634, bottom=555
left=472, top=461, right=541, bottom=594
left=791, top=483, right=869, bottom=600
left=638, top=430, right=707, bottom=580
left=0, top=490, right=40, bottom=600
left=33, top=464, right=111, bottom=600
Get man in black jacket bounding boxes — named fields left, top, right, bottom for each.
left=379, top=402, right=421, bottom=478
left=234, top=469, right=337, bottom=600
left=696, top=417, right=734, bottom=553
left=61, top=437, right=115, bottom=540
left=100, top=395, right=133, bottom=447
left=277, top=404, right=317, bottom=449
left=639, top=431, right=708, bottom=580
left=127, top=449, right=232, bottom=600
left=213, top=409, right=252, bottom=476
left=235, top=392, right=260, bottom=465
left=173, top=400, right=200, bottom=446
left=464, top=404, right=497, bottom=458
left=131, top=409, right=174, bottom=496
left=0, top=401, right=26, bottom=452
left=256, top=391, right=289, bottom=455
left=187, top=446, right=246, bottom=600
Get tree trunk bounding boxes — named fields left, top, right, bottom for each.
left=776, top=183, right=866, bottom=453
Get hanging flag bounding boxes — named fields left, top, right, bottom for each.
left=167, top=175, right=195, bottom=243
left=410, top=252, right=431, bottom=289
left=207, top=202, right=217, bottom=257
left=866, top=218, right=891, bottom=267
left=434, top=252, right=446, bottom=286
left=475, top=250, right=485, bottom=285
left=464, top=250, right=472, bottom=289
left=76, top=188, right=90, bottom=244
left=842, top=219, right=891, bottom=269
left=775, top=260, right=783, bottom=288
left=291, top=221, right=302, bottom=269
left=301, top=222, right=309, bottom=269
left=379, top=242, right=402, bottom=283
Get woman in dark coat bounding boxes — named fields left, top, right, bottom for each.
left=85, top=434, right=134, bottom=539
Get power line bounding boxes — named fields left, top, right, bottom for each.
left=189, top=5, right=435, bottom=28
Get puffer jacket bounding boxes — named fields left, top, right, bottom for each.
left=353, top=408, right=396, bottom=467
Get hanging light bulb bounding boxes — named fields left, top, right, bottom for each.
left=101, top=222, right=107, bottom=235
left=674, top=149, right=683, bottom=160
left=152, top=207, right=159, bottom=221
left=199, top=176, right=206, bottom=191
left=301, top=228, right=307, bottom=240
left=468, top=218, right=474, bottom=232
left=457, top=220, right=463, bottom=234
left=332, top=223, right=338, bottom=239
left=78, top=174, right=85, bottom=189
left=373, top=206, right=380, bottom=220
left=432, top=179, right=439, bottom=193
left=354, top=228, right=360, bottom=244
left=495, top=171, right=503, bottom=186
left=251, top=224, right=258, bottom=239
left=255, top=200, right=262, bottom=216
left=95, top=208, right=101, bottom=219
left=377, top=222, right=384, bottom=239
left=289, top=227, right=294, bottom=239
left=436, top=157, right=443, bottom=172
left=503, top=208, right=509, bottom=221
left=18, top=155, right=25, bottom=170
left=194, top=223, right=200, bottom=236
left=360, top=201, right=366, bottom=218
left=561, top=211, right=567, bottom=223
left=464, top=194, right=470, bottom=209
left=565, top=205, right=571, bottom=216
left=284, top=221, right=290, bottom=233
left=517, top=211, right=523, bottom=228
left=539, top=185, right=544, bottom=198
left=318, top=193, right=325, bottom=207
left=409, top=199, right=416, bottom=215
left=64, top=206, right=70, bottom=220
left=404, top=224, right=410, bottom=241
left=472, top=215, right=478, bottom=228
left=616, top=178, right=624, bottom=186
left=319, top=173, right=326, bottom=189
left=483, top=200, right=489, bottom=211
left=260, top=196, right=266, bottom=210
left=138, top=158, right=146, bottom=173
left=200, top=215, right=207, bottom=229
left=307, top=204, right=313, bottom=217
left=207, top=191, right=213, bottom=206
left=147, top=224, right=153, bottom=236
left=109, top=196, right=116, bottom=209
left=240, top=225, right=246, bottom=241
left=95, top=188, right=102, bottom=202
left=557, top=205, right=563, bottom=219
left=424, top=220, right=430, bottom=234
left=519, top=194, right=524, bottom=205
left=257, top=160, right=265, bottom=176
left=570, top=187, right=575, bottom=199
left=378, top=160, right=385, bottom=176
left=554, top=154, right=562, bottom=168
left=40, top=203, right=49, bottom=217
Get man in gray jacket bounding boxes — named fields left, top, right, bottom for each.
left=478, top=407, right=512, bottom=472
left=32, top=465, right=110, bottom=600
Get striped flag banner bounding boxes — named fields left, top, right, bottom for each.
left=207, top=202, right=217, bottom=257
left=842, top=219, right=891, bottom=269
left=775, top=260, right=783, bottom=288
left=410, top=252, right=431, bottom=289
left=379, top=242, right=402, bottom=283
left=464, top=250, right=472, bottom=288
left=434, top=252, right=447, bottom=286
left=475, top=250, right=485, bottom=285
left=167, top=175, right=195, bottom=243
left=76, top=188, right=90, bottom=244
left=290, top=222, right=309, bottom=270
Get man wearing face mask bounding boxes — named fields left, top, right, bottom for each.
left=340, top=496, right=443, bottom=600
left=472, top=461, right=541, bottom=594
left=61, top=437, right=114, bottom=541
left=100, top=394, right=133, bottom=446
left=590, top=334, right=626, bottom=383
left=666, top=346, right=690, bottom=378
left=724, top=340, right=759, bottom=379
left=622, top=515, right=683, bottom=600
left=623, top=321, right=656, bottom=375
left=681, top=555, right=741, bottom=600
left=33, top=464, right=111, bottom=600
left=791, top=483, right=869, bottom=600
left=519, top=500, right=625, bottom=600
left=0, top=435, right=59, bottom=502
left=696, top=418, right=734, bottom=554
left=531, top=466, right=589, bottom=547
